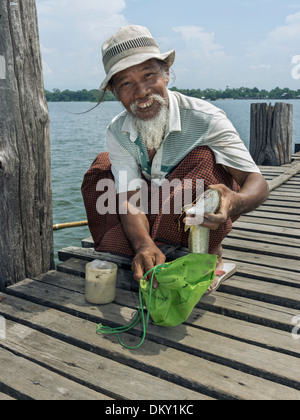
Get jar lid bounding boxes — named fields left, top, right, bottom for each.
left=89, top=259, right=115, bottom=270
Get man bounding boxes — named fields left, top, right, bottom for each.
left=82, top=25, right=269, bottom=292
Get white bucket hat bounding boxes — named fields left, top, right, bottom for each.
left=99, top=25, right=175, bottom=91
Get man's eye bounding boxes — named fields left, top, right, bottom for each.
left=120, top=81, right=131, bottom=88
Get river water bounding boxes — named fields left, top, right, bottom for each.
left=49, top=99, right=300, bottom=263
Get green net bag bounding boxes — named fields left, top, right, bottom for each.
left=97, top=253, right=217, bottom=348
left=140, top=253, right=217, bottom=327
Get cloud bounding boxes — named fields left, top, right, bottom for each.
left=41, top=45, right=57, bottom=55
left=242, top=11, right=300, bottom=87
left=36, top=0, right=128, bottom=89
left=250, top=64, right=271, bottom=70
left=37, top=0, right=126, bottom=18
left=267, top=11, right=300, bottom=43
left=37, top=0, right=128, bottom=42
left=172, top=25, right=225, bottom=60
left=169, top=25, right=233, bottom=88
left=247, top=11, right=300, bottom=58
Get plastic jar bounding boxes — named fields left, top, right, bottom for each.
left=85, top=260, right=118, bottom=304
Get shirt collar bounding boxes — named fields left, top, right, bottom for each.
left=121, top=89, right=182, bottom=143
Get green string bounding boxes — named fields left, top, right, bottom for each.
left=96, top=263, right=169, bottom=350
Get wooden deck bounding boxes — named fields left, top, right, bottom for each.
left=0, top=157, right=300, bottom=401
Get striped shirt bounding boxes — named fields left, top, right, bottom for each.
left=106, top=89, right=260, bottom=193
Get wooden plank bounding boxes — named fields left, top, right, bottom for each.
left=244, top=210, right=300, bottom=222
left=259, top=167, right=286, bottom=172
left=0, top=346, right=109, bottom=400
left=223, top=236, right=300, bottom=259
left=221, top=276, right=300, bottom=309
left=231, top=218, right=299, bottom=235
left=58, top=244, right=300, bottom=287
left=258, top=205, right=300, bottom=215
left=0, top=392, right=15, bottom=401
left=1, top=290, right=299, bottom=400
left=59, top=242, right=300, bottom=274
left=268, top=191, right=300, bottom=201
left=58, top=246, right=133, bottom=267
left=222, top=259, right=300, bottom=288
left=58, top=256, right=300, bottom=293
left=36, top=267, right=300, bottom=315
left=1, top=317, right=203, bottom=401
left=111, top=288, right=299, bottom=358
left=238, top=215, right=300, bottom=229
left=262, top=199, right=300, bottom=208
left=222, top=248, right=300, bottom=273
left=199, top=292, right=297, bottom=333
left=5, top=276, right=300, bottom=388
left=275, top=186, right=300, bottom=193
left=227, top=228, right=300, bottom=247
left=267, top=163, right=300, bottom=191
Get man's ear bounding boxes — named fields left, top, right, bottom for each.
left=165, top=71, right=170, bottom=86
left=164, top=64, right=170, bottom=85
left=107, top=83, right=120, bottom=101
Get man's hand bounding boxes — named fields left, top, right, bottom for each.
left=131, top=244, right=166, bottom=289
left=184, top=171, right=269, bottom=231
left=201, top=184, right=240, bottom=230
left=203, top=171, right=269, bottom=230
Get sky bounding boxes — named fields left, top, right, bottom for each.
left=36, top=0, right=300, bottom=91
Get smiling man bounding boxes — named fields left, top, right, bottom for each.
left=82, top=25, right=269, bottom=292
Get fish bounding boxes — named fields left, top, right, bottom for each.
left=184, top=189, right=221, bottom=254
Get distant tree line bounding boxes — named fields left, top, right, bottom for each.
left=45, top=86, right=300, bottom=102
left=170, top=86, right=300, bottom=100
left=45, top=88, right=116, bottom=102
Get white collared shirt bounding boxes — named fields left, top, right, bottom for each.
left=106, top=90, right=260, bottom=193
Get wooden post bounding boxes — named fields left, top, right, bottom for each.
left=250, top=103, right=293, bottom=166
left=0, top=1, right=54, bottom=289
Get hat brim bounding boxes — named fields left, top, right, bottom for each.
left=99, top=50, right=175, bottom=91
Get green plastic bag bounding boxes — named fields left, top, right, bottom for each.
left=140, top=253, right=217, bottom=327
left=97, top=253, right=217, bottom=348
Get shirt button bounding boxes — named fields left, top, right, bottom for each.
left=141, top=152, right=144, bottom=156
left=144, top=167, right=148, bottom=171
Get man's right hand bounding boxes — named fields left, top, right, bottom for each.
left=131, top=244, right=166, bottom=289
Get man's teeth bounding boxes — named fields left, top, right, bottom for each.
left=137, top=98, right=154, bottom=109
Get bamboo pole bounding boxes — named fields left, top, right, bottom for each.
left=53, top=221, right=88, bottom=231
left=267, top=162, right=300, bottom=192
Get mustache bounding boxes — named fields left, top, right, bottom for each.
left=130, top=94, right=168, bottom=115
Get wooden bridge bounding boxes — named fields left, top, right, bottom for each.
left=0, top=157, right=299, bottom=401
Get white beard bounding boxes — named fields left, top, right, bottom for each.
left=131, top=95, right=169, bottom=151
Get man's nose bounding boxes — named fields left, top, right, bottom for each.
left=133, top=82, right=151, bottom=100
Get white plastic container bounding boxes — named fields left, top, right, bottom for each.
left=85, top=260, right=118, bottom=304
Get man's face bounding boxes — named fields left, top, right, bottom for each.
left=111, top=59, right=170, bottom=121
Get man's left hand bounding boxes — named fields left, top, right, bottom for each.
left=201, top=184, right=240, bottom=230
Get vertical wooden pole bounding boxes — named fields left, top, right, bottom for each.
left=0, top=0, right=54, bottom=289
left=250, top=103, right=293, bottom=166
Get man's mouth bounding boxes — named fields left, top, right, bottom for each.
left=136, top=97, right=154, bottom=110
left=130, top=94, right=168, bottom=119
